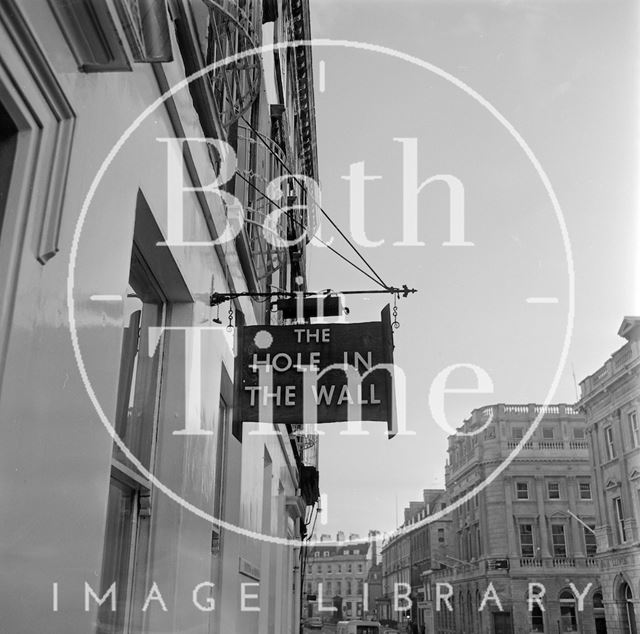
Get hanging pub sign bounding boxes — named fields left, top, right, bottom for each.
left=234, top=305, right=397, bottom=437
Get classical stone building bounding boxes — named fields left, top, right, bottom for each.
left=304, top=533, right=373, bottom=621
left=426, top=403, right=601, bottom=634
left=579, top=317, right=640, bottom=634
left=379, top=490, right=451, bottom=630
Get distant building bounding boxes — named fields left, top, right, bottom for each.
left=579, top=317, right=640, bottom=634
left=379, top=526, right=411, bottom=626
left=426, top=403, right=600, bottom=634
left=379, top=490, right=451, bottom=630
left=366, top=563, right=383, bottom=620
left=304, top=533, right=374, bottom=621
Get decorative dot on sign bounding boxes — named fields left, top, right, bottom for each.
left=254, top=330, right=273, bottom=349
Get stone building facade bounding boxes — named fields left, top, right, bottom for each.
left=0, top=1, right=319, bottom=632
left=379, top=490, right=451, bottom=630
left=304, top=533, right=373, bottom=621
left=426, top=403, right=601, bottom=634
left=579, top=317, right=640, bottom=634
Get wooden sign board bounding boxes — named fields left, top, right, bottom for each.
left=234, top=306, right=397, bottom=436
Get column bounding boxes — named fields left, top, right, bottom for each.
left=567, top=475, right=585, bottom=558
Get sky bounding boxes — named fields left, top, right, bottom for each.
left=302, top=0, right=640, bottom=541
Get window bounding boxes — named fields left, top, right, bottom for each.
left=573, top=428, right=585, bottom=440
left=531, top=605, right=544, bottom=632
left=559, top=590, right=577, bottom=632
left=584, top=525, right=597, bottom=557
left=48, top=0, right=132, bottom=71
left=347, top=563, right=352, bottom=573
left=551, top=524, right=567, bottom=557
left=211, top=389, right=230, bottom=553
left=327, top=565, right=332, bottom=573
left=358, top=564, right=363, bottom=573
left=519, top=524, right=535, bottom=557
left=113, top=249, right=166, bottom=467
left=542, top=427, right=555, bottom=440
left=0, top=100, right=17, bottom=248
left=516, top=482, right=530, bottom=500
left=579, top=482, right=592, bottom=500
left=605, top=427, right=616, bottom=460
left=314, top=552, right=319, bottom=558
left=438, top=528, right=445, bottom=543
left=336, top=581, right=341, bottom=595
left=614, top=497, right=627, bottom=543
left=114, top=0, right=172, bottom=62
left=512, top=427, right=524, bottom=441
left=317, top=564, right=322, bottom=573
left=622, top=583, right=637, bottom=634
left=98, top=479, right=138, bottom=632
left=326, top=581, right=332, bottom=595
left=593, top=591, right=607, bottom=632
left=547, top=482, right=560, bottom=499
left=629, top=412, right=639, bottom=448
left=99, top=246, right=166, bottom=633
left=324, top=551, right=329, bottom=557
left=343, top=549, right=349, bottom=555
left=337, top=564, right=341, bottom=573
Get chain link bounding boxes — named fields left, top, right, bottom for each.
left=227, top=305, right=234, bottom=332
left=392, top=295, right=400, bottom=330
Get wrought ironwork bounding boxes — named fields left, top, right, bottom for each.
left=234, top=119, right=313, bottom=281
left=203, top=0, right=262, bottom=130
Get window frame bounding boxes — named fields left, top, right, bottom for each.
left=559, top=592, right=578, bottom=633
left=605, top=426, right=616, bottom=461
left=547, top=481, right=561, bottom=500
left=613, top=497, right=627, bottom=543
left=0, top=3, right=76, bottom=389
left=99, top=243, right=168, bottom=634
left=551, top=523, right=567, bottom=558
left=579, top=481, right=592, bottom=500
left=629, top=411, right=639, bottom=448
left=583, top=525, right=597, bottom=557
left=531, top=604, right=544, bottom=632
left=516, top=481, right=530, bottom=500
left=518, top=523, right=535, bottom=558
left=542, top=426, right=555, bottom=440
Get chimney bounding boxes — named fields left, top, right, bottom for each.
left=337, top=531, right=345, bottom=542
left=368, top=529, right=381, bottom=565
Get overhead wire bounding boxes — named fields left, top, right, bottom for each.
left=238, top=114, right=389, bottom=289
left=233, top=170, right=386, bottom=289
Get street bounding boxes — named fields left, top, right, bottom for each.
left=302, top=624, right=335, bottom=634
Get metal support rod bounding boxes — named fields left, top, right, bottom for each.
left=210, top=285, right=417, bottom=306
left=564, top=509, right=596, bottom=534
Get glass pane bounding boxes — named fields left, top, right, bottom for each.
left=552, top=525, right=566, bottom=557
left=114, top=249, right=165, bottom=469
left=97, top=478, right=135, bottom=634
left=0, top=100, right=18, bottom=235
